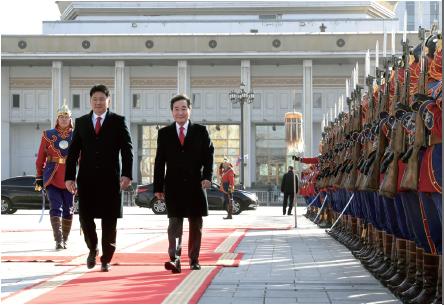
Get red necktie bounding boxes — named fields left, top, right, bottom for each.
left=95, top=117, right=102, bottom=135
left=179, top=126, right=185, bottom=145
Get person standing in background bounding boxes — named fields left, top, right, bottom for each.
left=35, top=104, right=74, bottom=250
left=281, top=166, right=298, bottom=215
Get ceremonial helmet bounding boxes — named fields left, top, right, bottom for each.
left=55, top=103, right=73, bottom=128
left=57, top=103, right=72, bottom=117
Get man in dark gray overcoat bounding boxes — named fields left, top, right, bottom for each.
left=65, top=84, right=133, bottom=272
left=154, top=94, right=214, bottom=273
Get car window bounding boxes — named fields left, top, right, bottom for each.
left=5, top=177, right=35, bottom=186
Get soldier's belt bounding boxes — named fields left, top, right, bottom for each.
left=46, top=156, right=66, bottom=164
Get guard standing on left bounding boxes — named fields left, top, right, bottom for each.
left=35, top=104, right=74, bottom=250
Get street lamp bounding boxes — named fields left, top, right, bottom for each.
left=229, top=82, right=254, bottom=187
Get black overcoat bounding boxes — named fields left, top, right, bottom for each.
left=281, top=171, right=299, bottom=194
left=65, top=110, right=133, bottom=219
left=153, top=121, right=214, bottom=218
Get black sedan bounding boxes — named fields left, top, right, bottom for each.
left=1, top=176, right=78, bottom=214
left=135, top=183, right=258, bottom=215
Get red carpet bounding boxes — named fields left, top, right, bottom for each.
left=29, top=265, right=200, bottom=304
left=17, top=228, right=247, bottom=304
left=3, top=226, right=291, bottom=304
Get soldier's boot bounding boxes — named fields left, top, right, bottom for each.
left=409, top=253, right=439, bottom=304
left=363, top=230, right=384, bottom=267
left=432, top=255, right=442, bottom=304
left=309, top=207, right=318, bottom=222
left=398, top=247, right=424, bottom=300
left=353, top=223, right=373, bottom=258
left=379, top=237, right=403, bottom=282
left=318, top=208, right=332, bottom=228
left=62, top=218, right=73, bottom=249
left=223, top=201, right=233, bottom=219
left=359, top=227, right=379, bottom=260
left=348, top=217, right=362, bottom=251
left=371, top=233, right=394, bottom=275
left=388, top=240, right=416, bottom=291
left=340, top=215, right=354, bottom=244
left=50, top=216, right=64, bottom=250
left=353, top=220, right=368, bottom=253
left=354, top=226, right=372, bottom=259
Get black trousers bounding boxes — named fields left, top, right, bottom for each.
left=80, top=216, right=117, bottom=264
left=283, top=193, right=294, bottom=214
left=168, top=217, right=202, bottom=263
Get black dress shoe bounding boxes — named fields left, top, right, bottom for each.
left=164, top=259, right=181, bottom=273
left=190, top=261, right=201, bottom=270
left=87, top=249, right=98, bottom=269
left=101, top=263, right=111, bottom=272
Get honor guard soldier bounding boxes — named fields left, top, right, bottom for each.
left=35, top=104, right=74, bottom=250
left=220, top=158, right=236, bottom=219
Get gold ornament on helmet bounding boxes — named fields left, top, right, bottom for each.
left=57, top=101, right=72, bottom=117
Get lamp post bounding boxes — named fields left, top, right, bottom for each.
left=229, top=82, right=254, bottom=187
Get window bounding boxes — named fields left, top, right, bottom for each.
left=253, top=93, right=261, bottom=109
left=313, top=93, right=322, bottom=108
left=192, top=93, right=201, bottom=109
left=72, top=94, right=80, bottom=109
left=132, top=93, right=140, bottom=108
left=406, top=2, right=415, bottom=31
left=430, top=2, right=440, bottom=27
left=255, top=125, right=286, bottom=187
left=12, top=94, right=20, bottom=108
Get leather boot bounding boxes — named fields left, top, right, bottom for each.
left=432, top=255, right=442, bottom=303
left=352, top=223, right=376, bottom=260
left=372, top=233, right=394, bottom=276
left=409, top=253, right=439, bottom=303
left=318, top=208, right=332, bottom=228
left=223, top=200, right=233, bottom=219
left=399, top=247, right=424, bottom=301
left=50, top=216, right=64, bottom=250
left=354, top=223, right=373, bottom=258
left=61, top=218, right=73, bottom=249
left=363, top=230, right=384, bottom=267
left=388, top=240, right=416, bottom=292
left=380, top=238, right=406, bottom=283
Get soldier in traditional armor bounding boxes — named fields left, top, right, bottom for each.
left=35, top=104, right=74, bottom=250
left=220, top=158, right=235, bottom=219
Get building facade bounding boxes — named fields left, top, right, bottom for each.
left=2, top=1, right=437, bottom=188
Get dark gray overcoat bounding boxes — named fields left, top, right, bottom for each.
left=153, top=122, right=214, bottom=218
left=65, top=110, right=133, bottom=219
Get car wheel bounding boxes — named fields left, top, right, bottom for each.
left=1, top=197, right=13, bottom=214
left=152, top=199, right=167, bottom=215
left=232, top=199, right=241, bottom=215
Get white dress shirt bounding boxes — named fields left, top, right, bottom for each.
left=176, top=120, right=189, bottom=137
left=92, top=112, right=106, bottom=128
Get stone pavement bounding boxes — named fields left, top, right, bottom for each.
left=1, top=206, right=400, bottom=304
left=198, top=208, right=400, bottom=304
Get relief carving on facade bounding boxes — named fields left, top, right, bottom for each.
left=10, top=78, right=51, bottom=89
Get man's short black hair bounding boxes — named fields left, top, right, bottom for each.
left=288, top=166, right=294, bottom=170
left=90, top=84, right=110, bottom=97
left=170, top=94, right=191, bottom=110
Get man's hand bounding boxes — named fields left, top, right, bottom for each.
left=154, top=192, right=165, bottom=200
left=65, top=180, right=77, bottom=194
left=120, top=176, right=131, bottom=190
left=201, top=179, right=211, bottom=189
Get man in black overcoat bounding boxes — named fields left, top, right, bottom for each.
left=281, top=166, right=298, bottom=215
left=154, top=94, right=214, bottom=273
left=65, top=84, right=133, bottom=272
